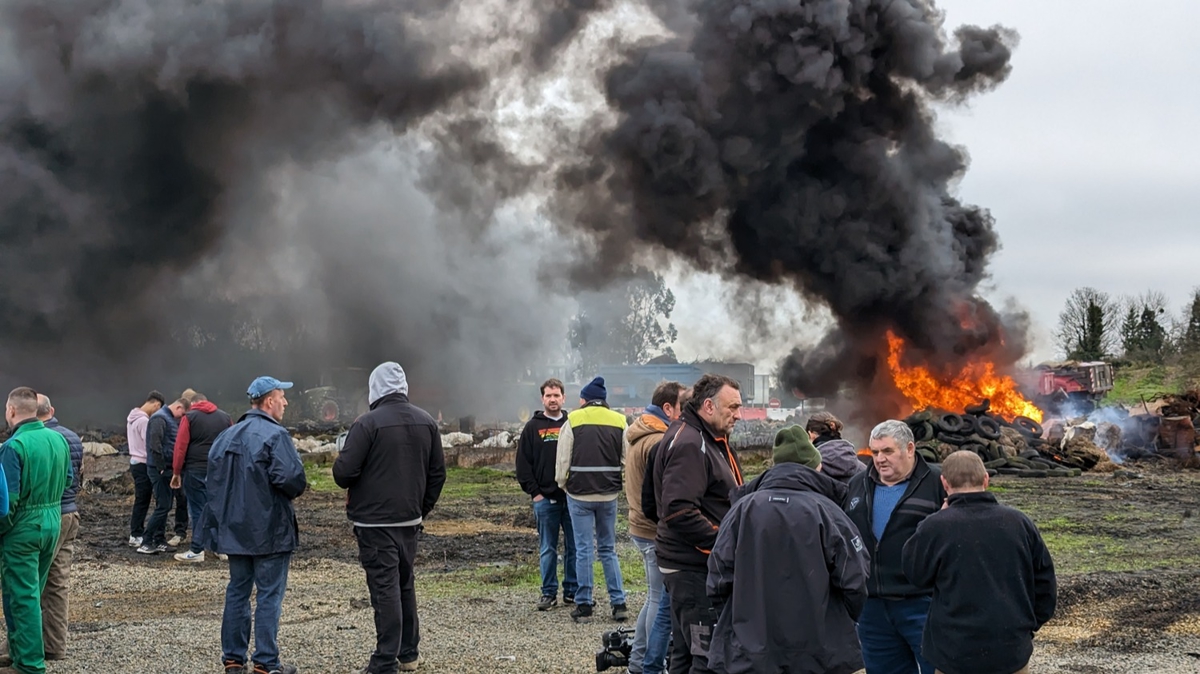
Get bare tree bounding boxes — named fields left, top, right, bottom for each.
left=569, top=269, right=678, bottom=375
left=1056, top=287, right=1118, bottom=360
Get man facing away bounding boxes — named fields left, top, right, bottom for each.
left=805, top=411, right=866, bottom=483
left=0, top=387, right=72, bottom=674
left=624, top=381, right=687, bottom=674
left=170, top=393, right=232, bottom=563
left=902, top=451, right=1057, bottom=674
left=138, top=397, right=190, bottom=555
left=333, top=362, right=446, bottom=674
left=126, top=391, right=165, bottom=548
left=555, top=376, right=629, bottom=624
left=707, top=425, right=868, bottom=674
left=515, top=378, right=577, bottom=611
left=35, top=395, right=84, bottom=662
left=653, top=374, right=745, bottom=674
left=204, top=377, right=307, bottom=674
left=843, top=420, right=947, bottom=674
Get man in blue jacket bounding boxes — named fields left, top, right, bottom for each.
left=36, top=394, right=84, bottom=660
left=204, top=376, right=307, bottom=674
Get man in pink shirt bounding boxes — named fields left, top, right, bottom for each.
left=126, top=391, right=165, bottom=547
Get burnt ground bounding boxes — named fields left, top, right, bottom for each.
left=68, top=459, right=1200, bottom=671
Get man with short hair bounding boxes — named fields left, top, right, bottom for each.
left=555, top=376, right=628, bottom=624
left=139, top=397, right=190, bottom=555
left=624, top=381, right=687, bottom=674
left=127, top=391, right=165, bottom=548
left=653, top=374, right=745, bottom=674
left=844, top=420, right=947, bottom=674
left=515, top=378, right=577, bottom=611
left=205, top=377, right=307, bottom=674
left=333, top=362, right=446, bottom=674
left=902, top=451, right=1057, bottom=674
left=36, top=395, right=84, bottom=661
left=0, top=387, right=73, bottom=674
left=170, top=393, right=233, bottom=563
left=706, top=425, right=868, bottom=674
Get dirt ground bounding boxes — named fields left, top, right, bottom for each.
left=55, top=461, right=1200, bottom=672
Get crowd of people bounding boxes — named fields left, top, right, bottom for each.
left=517, top=374, right=1059, bottom=674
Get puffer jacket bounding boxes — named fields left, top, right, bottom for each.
left=44, top=418, right=84, bottom=514
left=625, top=410, right=669, bottom=540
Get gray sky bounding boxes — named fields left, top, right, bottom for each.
left=672, top=0, right=1200, bottom=367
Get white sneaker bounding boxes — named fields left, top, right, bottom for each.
left=174, top=550, right=205, bottom=563
left=128, top=536, right=143, bottom=547
left=167, top=535, right=184, bottom=547
left=217, top=554, right=229, bottom=561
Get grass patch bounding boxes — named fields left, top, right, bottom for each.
left=419, top=545, right=647, bottom=598
left=438, top=467, right=522, bottom=500
left=1106, top=365, right=1174, bottom=404
left=304, top=462, right=340, bottom=492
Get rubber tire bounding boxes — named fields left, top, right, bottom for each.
left=1014, top=416, right=1043, bottom=438
left=984, top=458, right=1009, bottom=469
left=998, top=467, right=1023, bottom=475
left=1018, top=450, right=1041, bottom=460
left=1017, top=469, right=1048, bottom=478
left=937, top=413, right=965, bottom=434
left=939, top=433, right=971, bottom=446
left=906, top=410, right=934, bottom=424
left=911, top=422, right=935, bottom=442
left=1070, top=468, right=1082, bottom=477
left=965, top=400, right=991, bottom=416
left=917, top=448, right=939, bottom=463
left=975, top=416, right=1002, bottom=441
left=1046, top=468, right=1072, bottom=478
left=986, top=469, right=998, bottom=478
left=958, top=415, right=977, bottom=436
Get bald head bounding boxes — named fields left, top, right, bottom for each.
left=36, top=394, right=53, bottom=420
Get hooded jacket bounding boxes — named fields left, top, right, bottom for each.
left=844, top=453, right=946, bottom=599
left=652, top=405, right=744, bottom=573
left=333, top=363, right=446, bottom=526
left=625, top=408, right=669, bottom=540
left=172, top=401, right=233, bottom=475
left=516, top=410, right=568, bottom=501
left=45, top=418, right=84, bottom=515
left=707, top=462, right=868, bottom=674
left=902, top=491, right=1057, bottom=674
left=814, top=436, right=866, bottom=483
left=201, top=409, right=307, bottom=556
left=127, top=408, right=150, bottom=464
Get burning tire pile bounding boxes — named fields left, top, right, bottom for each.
left=904, top=400, right=1108, bottom=477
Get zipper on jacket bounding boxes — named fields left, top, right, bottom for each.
left=868, top=466, right=928, bottom=597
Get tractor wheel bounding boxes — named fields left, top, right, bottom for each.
left=319, top=399, right=340, bottom=423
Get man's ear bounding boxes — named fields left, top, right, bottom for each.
left=982, top=473, right=990, bottom=490
left=940, top=474, right=951, bottom=493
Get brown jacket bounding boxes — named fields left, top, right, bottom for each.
left=624, top=413, right=668, bottom=540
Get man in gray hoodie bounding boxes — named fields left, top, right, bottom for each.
left=333, top=362, right=446, bottom=674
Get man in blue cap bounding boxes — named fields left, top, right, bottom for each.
left=555, top=376, right=628, bottom=624
left=204, top=376, right=308, bottom=674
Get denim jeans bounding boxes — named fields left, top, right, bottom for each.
left=567, top=496, right=625, bottom=607
left=129, top=462, right=153, bottom=538
left=143, top=465, right=173, bottom=547
left=181, top=470, right=208, bottom=554
left=857, top=596, right=935, bottom=674
left=222, top=552, right=292, bottom=670
left=629, top=535, right=669, bottom=674
left=533, top=497, right=578, bottom=598
left=646, top=586, right=672, bottom=674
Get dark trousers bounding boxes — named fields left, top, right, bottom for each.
left=173, top=483, right=189, bottom=537
left=144, top=465, right=173, bottom=546
left=181, top=470, right=208, bottom=554
left=662, top=570, right=721, bottom=674
left=129, top=462, right=153, bottom=538
left=354, top=526, right=420, bottom=674
left=222, top=553, right=292, bottom=670
left=857, top=596, right=935, bottom=674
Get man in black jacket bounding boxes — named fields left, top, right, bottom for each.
left=844, top=419, right=946, bottom=674
left=902, top=451, right=1056, bottom=674
left=707, top=429, right=868, bottom=674
left=333, top=362, right=447, bottom=674
left=653, top=374, right=745, bottom=674
left=515, top=378, right=577, bottom=611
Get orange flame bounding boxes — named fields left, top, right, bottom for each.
left=885, top=331, right=1042, bottom=422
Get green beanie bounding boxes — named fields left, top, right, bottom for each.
left=773, top=425, right=822, bottom=470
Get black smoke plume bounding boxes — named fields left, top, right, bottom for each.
left=554, top=0, right=1021, bottom=408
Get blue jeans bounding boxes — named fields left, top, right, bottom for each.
left=567, top=496, right=625, bottom=606
left=647, top=586, right=672, bottom=674
left=533, top=497, right=578, bottom=598
left=629, top=535, right=670, bottom=674
left=181, top=470, right=208, bottom=554
left=222, top=553, right=292, bottom=669
left=857, top=596, right=934, bottom=674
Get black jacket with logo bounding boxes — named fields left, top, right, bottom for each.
left=332, top=393, right=447, bottom=526
left=902, top=491, right=1057, bottom=674
left=707, top=463, right=868, bottom=674
left=843, top=454, right=946, bottom=599
left=516, top=411, right=567, bottom=501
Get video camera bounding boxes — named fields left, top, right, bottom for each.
left=595, top=626, right=635, bottom=671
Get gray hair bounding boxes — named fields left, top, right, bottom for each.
left=870, top=419, right=914, bottom=448
left=36, top=394, right=52, bottom=418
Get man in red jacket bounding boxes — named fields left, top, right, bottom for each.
left=169, top=393, right=232, bottom=563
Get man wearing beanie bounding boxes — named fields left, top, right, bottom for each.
left=706, top=425, right=868, bottom=674
left=556, top=376, right=628, bottom=624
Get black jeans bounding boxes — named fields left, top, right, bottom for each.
left=144, top=465, right=173, bottom=547
left=174, top=482, right=189, bottom=538
left=354, top=526, right=420, bottom=674
left=129, top=462, right=153, bottom=538
left=662, top=570, right=721, bottom=674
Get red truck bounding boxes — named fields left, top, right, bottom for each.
left=1017, top=361, right=1114, bottom=415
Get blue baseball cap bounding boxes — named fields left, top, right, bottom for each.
left=247, top=376, right=294, bottom=399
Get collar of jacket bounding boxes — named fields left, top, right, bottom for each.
left=9, top=417, right=44, bottom=436
left=582, top=399, right=609, bottom=409
left=947, top=490, right=996, bottom=506
left=369, top=392, right=409, bottom=411
left=681, top=405, right=725, bottom=442
left=644, top=404, right=670, bottom=425
left=867, top=450, right=931, bottom=486
left=238, top=408, right=283, bottom=426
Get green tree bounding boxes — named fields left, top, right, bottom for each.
left=1120, top=291, right=1170, bottom=363
left=1056, top=287, right=1117, bottom=360
left=569, top=270, right=678, bottom=375
left=1183, top=288, right=1200, bottom=356
left=1120, top=305, right=1140, bottom=357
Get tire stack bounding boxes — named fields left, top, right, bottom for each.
left=904, top=400, right=1083, bottom=478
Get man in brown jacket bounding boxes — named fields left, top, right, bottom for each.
left=624, top=382, right=689, bottom=674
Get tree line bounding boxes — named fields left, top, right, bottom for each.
left=1057, top=287, right=1200, bottom=364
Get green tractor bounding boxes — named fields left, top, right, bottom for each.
left=299, top=367, right=371, bottom=425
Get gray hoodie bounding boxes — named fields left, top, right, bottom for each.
left=368, top=362, right=409, bottom=406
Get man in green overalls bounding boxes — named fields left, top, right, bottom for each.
left=0, top=387, right=72, bottom=674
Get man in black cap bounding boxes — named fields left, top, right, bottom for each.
left=555, top=376, right=628, bottom=623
